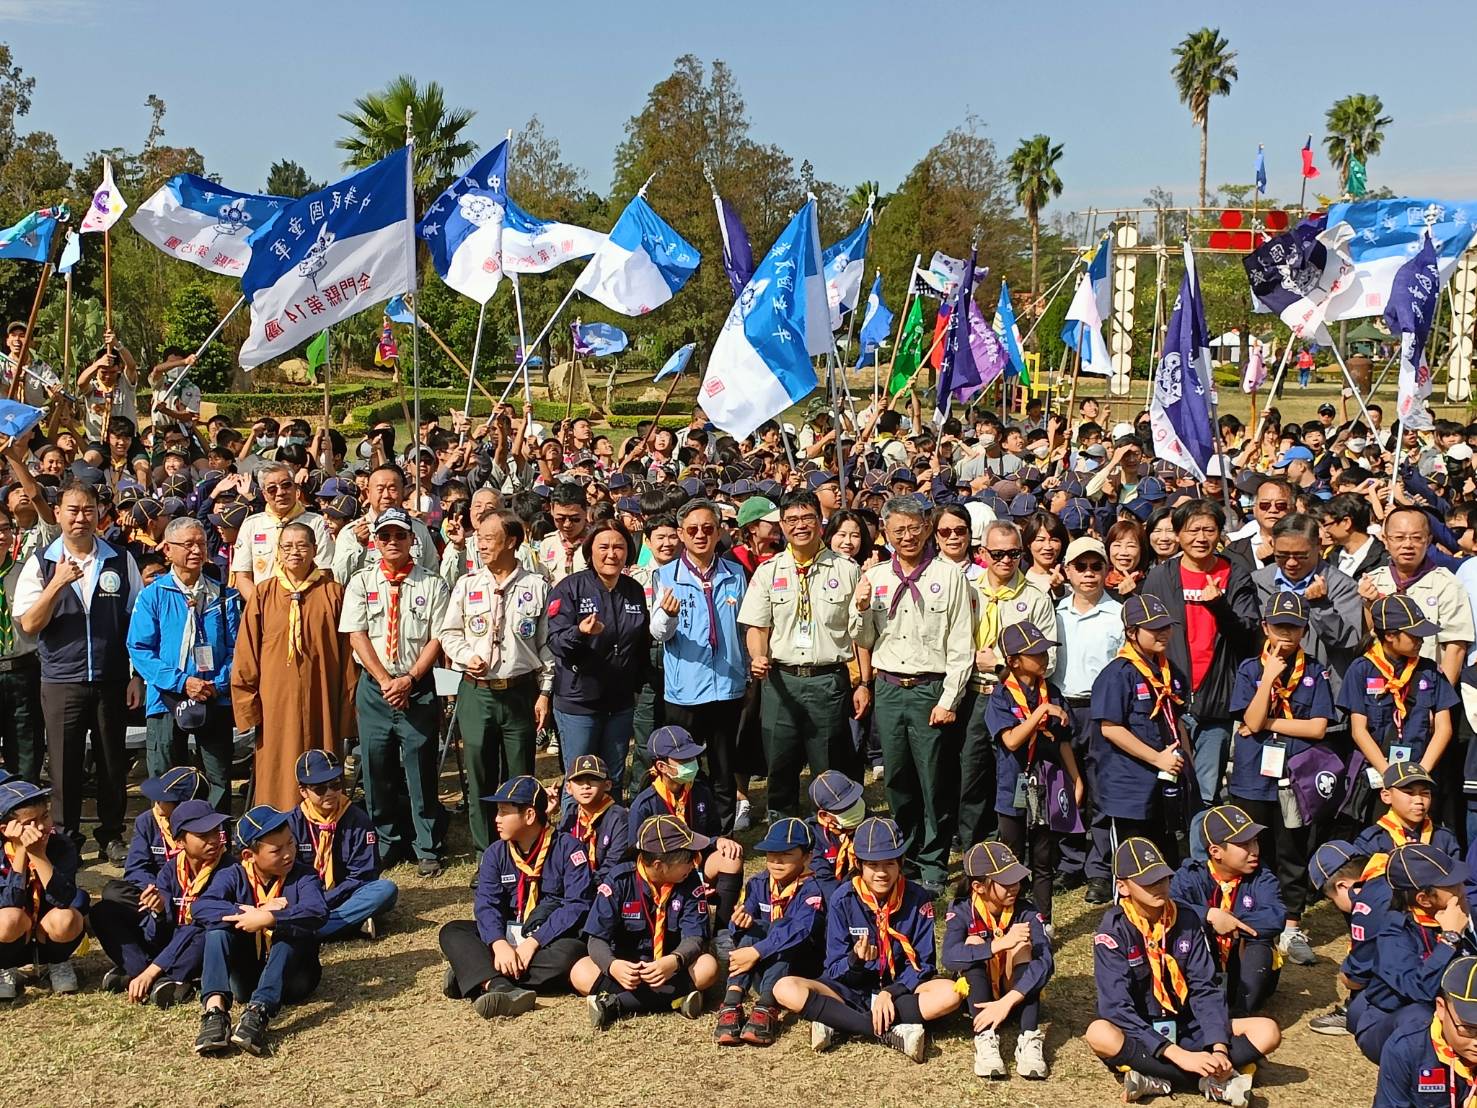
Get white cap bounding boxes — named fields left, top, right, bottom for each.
left=964, top=501, right=996, bottom=547
left=1448, top=443, right=1474, bottom=462
left=1206, top=455, right=1230, bottom=478
left=1064, top=536, right=1107, bottom=564
left=1111, top=421, right=1137, bottom=441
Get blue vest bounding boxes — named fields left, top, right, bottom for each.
left=34, top=538, right=134, bottom=683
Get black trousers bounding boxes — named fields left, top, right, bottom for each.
left=997, top=813, right=1060, bottom=923
left=662, top=697, right=744, bottom=833
left=0, top=655, right=43, bottom=783
left=438, top=919, right=584, bottom=997
left=1231, top=794, right=1310, bottom=919
left=41, top=679, right=130, bottom=846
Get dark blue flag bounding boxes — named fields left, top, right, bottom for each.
left=714, top=193, right=754, bottom=299
left=1149, top=247, right=1217, bottom=480
left=1384, top=232, right=1440, bottom=430
left=933, top=246, right=982, bottom=423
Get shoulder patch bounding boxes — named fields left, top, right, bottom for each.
left=1350, top=924, right=1365, bottom=942
left=570, top=850, right=587, bottom=867
left=805, top=895, right=823, bottom=910
left=596, top=882, right=612, bottom=897
left=1352, top=901, right=1371, bottom=915
left=1094, top=933, right=1119, bottom=949
left=919, top=901, right=934, bottom=919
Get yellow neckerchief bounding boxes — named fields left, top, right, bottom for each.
left=1118, top=896, right=1189, bottom=1012
left=1207, top=860, right=1243, bottom=968
left=1413, top=906, right=1443, bottom=931
left=152, top=803, right=182, bottom=859
left=1361, top=813, right=1436, bottom=881
left=1431, top=1011, right=1477, bottom=1102
left=1115, top=641, right=1181, bottom=722
left=636, top=857, right=675, bottom=960
left=768, top=869, right=814, bottom=922
left=271, top=565, right=326, bottom=664
left=978, top=571, right=1028, bottom=648
left=1002, top=669, right=1051, bottom=767
left=786, top=545, right=820, bottom=629
left=970, top=891, right=1017, bottom=997
left=298, top=795, right=341, bottom=890
left=851, top=875, right=921, bottom=982
left=241, top=857, right=285, bottom=956
left=816, top=811, right=857, bottom=880
left=3, top=841, right=43, bottom=934
left=652, top=775, right=691, bottom=824
left=1365, top=639, right=1419, bottom=725
left=574, top=795, right=614, bottom=870
left=1262, top=646, right=1306, bottom=720
left=175, top=851, right=221, bottom=925
left=266, top=500, right=306, bottom=525
left=509, top=826, right=555, bottom=923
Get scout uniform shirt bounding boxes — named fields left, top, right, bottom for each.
left=941, top=893, right=1054, bottom=995
left=1365, top=563, right=1476, bottom=667
left=536, top=531, right=587, bottom=585
left=438, top=565, right=553, bottom=689
left=971, top=571, right=1058, bottom=688
left=1226, top=653, right=1335, bottom=804
left=584, top=861, right=708, bottom=963
left=331, top=512, right=439, bottom=583
left=728, top=869, right=827, bottom=970
left=1336, top=652, right=1460, bottom=768
left=230, top=508, right=335, bottom=584
left=849, top=554, right=974, bottom=712
left=1089, top=653, right=1190, bottom=821
left=737, top=547, right=859, bottom=667
left=339, top=563, right=450, bottom=676
left=1373, top=1007, right=1477, bottom=1107
left=558, top=802, right=632, bottom=878
left=472, top=827, right=594, bottom=948
left=822, top=876, right=937, bottom=1006
left=1169, top=860, right=1286, bottom=971
left=191, top=859, right=329, bottom=943
left=286, top=802, right=381, bottom=912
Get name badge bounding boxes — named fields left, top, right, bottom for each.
left=1259, top=742, right=1286, bottom=779
left=1012, top=772, right=1031, bottom=810
left=1151, top=1019, right=1178, bottom=1044
left=193, top=644, right=214, bottom=672
left=504, top=923, right=524, bottom=946
left=793, top=620, right=814, bottom=651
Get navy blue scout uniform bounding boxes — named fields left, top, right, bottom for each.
left=627, top=726, right=723, bottom=845
left=1307, top=841, right=1393, bottom=1033
left=116, top=768, right=210, bottom=894
left=1169, top=806, right=1286, bottom=1016
left=805, top=770, right=863, bottom=897
left=1374, top=960, right=1477, bottom=1107
left=286, top=795, right=381, bottom=916
left=728, top=820, right=826, bottom=993
left=558, top=755, right=631, bottom=877
left=0, top=782, right=89, bottom=971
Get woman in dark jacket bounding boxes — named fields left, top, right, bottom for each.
left=546, top=519, right=649, bottom=808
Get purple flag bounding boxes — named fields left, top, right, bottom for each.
left=714, top=193, right=754, bottom=299
left=966, top=299, right=1009, bottom=397
left=1385, top=232, right=1441, bottom=431
left=933, top=246, right=982, bottom=422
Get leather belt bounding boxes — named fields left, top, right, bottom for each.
left=461, top=671, right=535, bottom=692
left=1064, top=695, right=1093, bottom=708
left=0, top=653, right=37, bottom=674
left=773, top=661, right=847, bottom=678
left=876, top=670, right=945, bottom=689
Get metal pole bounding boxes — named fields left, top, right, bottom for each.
left=1325, top=337, right=1380, bottom=436
left=156, top=295, right=248, bottom=408
left=1247, top=337, right=1298, bottom=449
left=459, top=299, right=487, bottom=443
left=512, top=275, right=532, bottom=408
left=512, top=281, right=580, bottom=405
left=62, top=271, right=72, bottom=388
left=406, top=104, right=422, bottom=509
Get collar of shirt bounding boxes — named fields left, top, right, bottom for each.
left=1340, top=535, right=1375, bottom=572
left=1056, top=592, right=1118, bottom=619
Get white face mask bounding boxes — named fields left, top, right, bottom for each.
left=981, top=433, right=997, bottom=447
left=1031, top=444, right=1050, bottom=459
left=1348, top=438, right=1367, bottom=452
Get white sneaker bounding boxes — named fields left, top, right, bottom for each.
left=1199, top=1072, right=1253, bottom=1107
left=973, top=1028, right=1006, bottom=1077
left=733, top=798, right=752, bottom=832
left=1015, top=1027, right=1048, bottom=1079
left=1043, top=922, right=1056, bottom=945
left=810, top=1020, right=836, bottom=1053
left=883, top=1021, right=926, bottom=1063
left=1279, top=925, right=1316, bottom=965
left=545, top=732, right=560, bottom=754
left=47, top=960, right=79, bottom=994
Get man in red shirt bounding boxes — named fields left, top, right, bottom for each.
left=1296, top=349, right=1315, bottom=389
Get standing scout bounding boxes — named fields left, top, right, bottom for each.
left=537, top=482, right=590, bottom=584
left=340, top=507, right=450, bottom=878
left=740, top=489, right=861, bottom=819
left=228, top=461, right=333, bottom=602
left=439, top=509, right=553, bottom=853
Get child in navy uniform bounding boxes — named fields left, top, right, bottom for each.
left=285, top=751, right=398, bottom=940
left=0, top=780, right=88, bottom=999
left=438, top=775, right=594, bottom=1019
left=191, top=805, right=328, bottom=1057
left=1374, top=955, right=1477, bottom=1107
left=714, top=817, right=826, bottom=1048
left=1170, top=805, right=1286, bottom=1016
left=575, top=814, right=720, bottom=1029
left=93, top=799, right=229, bottom=1008
left=1084, top=837, right=1281, bottom=1106
left=772, top=817, right=963, bottom=1064
left=806, top=770, right=865, bottom=897
left=1354, top=762, right=1461, bottom=875
left=943, top=841, right=1054, bottom=1080
left=559, top=754, right=630, bottom=878
left=1304, top=841, right=1381, bottom=1036
left=105, top=766, right=210, bottom=914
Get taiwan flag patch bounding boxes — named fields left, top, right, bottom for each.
left=469, top=591, right=484, bottom=602
left=1418, top=1067, right=1448, bottom=1093
left=1366, top=677, right=1386, bottom=693
left=367, top=592, right=379, bottom=602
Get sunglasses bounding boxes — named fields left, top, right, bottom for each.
left=1256, top=500, right=1291, bottom=511
left=986, top=548, right=1022, bottom=560
left=935, top=526, right=970, bottom=539
left=684, top=523, right=716, bottom=536
left=1071, top=559, right=1106, bottom=572
left=305, top=781, right=343, bottom=795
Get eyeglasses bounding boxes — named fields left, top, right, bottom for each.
left=262, top=483, right=293, bottom=495
left=935, top=526, right=970, bottom=539
left=377, top=529, right=411, bottom=542
left=167, top=539, right=206, bottom=550
left=305, top=781, right=343, bottom=795
left=888, top=524, right=926, bottom=538
left=986, top=548, right=1022, bottom=561
left=683, top=523, right=716, bottom=536
left=1273, top=548, right=1313, bottom=561
left=781, top=513, right=819, bottom=526
left=1256, top=500, right=1290, bottom=511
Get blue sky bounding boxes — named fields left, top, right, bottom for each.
left=4, top=0, right=1475, bottom=217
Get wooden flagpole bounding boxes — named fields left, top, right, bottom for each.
left=8, top=238, right=61, bottom=401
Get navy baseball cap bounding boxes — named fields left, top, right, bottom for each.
left=236, top=804, right=292, bottom=848
left=963, top=840, right=1031, bottom=885
left=373, top=506, right=413, bottom=534
left=317, top=476, right=352, bottom=499
left=888, top=467, right=916, bottom=487
left=1386, top=843, right=1469, bottom=891
left=1384, top=761, right=1436, bottom=790
left=568, top=754, right=611, bottom=781
left=649, top=725, right=706, bottom=761
left=1308, top=840, right=1360, bottom=889
left=323, top=494, right=360, bottom=521
left=809, top=770, right=863, bottom=813
left=1008, top=492, right=1037, bottom=518
left=130, top=498, right=164, bottom=526
left=160, top=496, right=187, bottom=518
left=295, top=750, right=343, bottom=786
left=636, top=814, right=710, bottom=854
left=169, top=799, right=229, bottom=838
left=1441, top=958, right=1477, bottom=1024
left=1137, top=476, right=1167, bottom=502
left=853, top=816, right=907, bottom=861
left=607, top=473, right=633, bottom=492
left=1201, top=804, right=1266, bottom=847
left=1000, top=621, right=1056, bottom=657
left=615, top=496, right=643, bottom=516
left=209, top=501, right=250, bottom=530
left=805, top=471, right=839, bottom=491
left=755, top=816, right=814, bottom=853
left=1122, top=593, right=1173, bottom=630
left=1263, top=590, right=1308, bottom=627
left=1114, top=836, right=1174, bottom=885
left=1372, top=594, right=1439, bottom=636
left=679, top=477, right=703, bottom=497
left=485, top=775, right=546, bottom=810
left=161, top=474, right=194, bottom=497
left=0, top=779, right=50, bottom=816
left=140, top=766, right=208, bottom=805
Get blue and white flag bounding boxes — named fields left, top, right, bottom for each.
left=1242, top=214, right=1349, bottom=342
left=1062, top=236, right=1112, bottom=376
left=502, top=198, right=605, bottom=274
left=993, top=280, right=1026, bottom=377
left=654, top=342, right=696, bottom=383
left=823, top=216, right=871, bottom=330
left=700, top=199, right=829, bottom=439
left=913, top=250, right=987, bottom=299
left=572, top=194, right=700, bottom=316
left=1322, top=197, right=1477, bottom=322
left=0, top=209, right=59, bottom=263
left=418, top=140, right=508, bottom=304
left=384, top=294, right=419, bottom=326
left=935, top=247, right=984, bottom=423
left=854, top=273, right=892, bottom=368
left=1149, top=243, right=1217, bottom=481
left=130, top=174, right=287, bottom=277
left=711, top=185, right=754, bottom=298
left=57, top=231, right=81, bottom=275
left=571, top=321, right=628, bottom=357
left=1254, top=146, right=1267, bottom=196
left=239, top=148, right=412, bottom=369
left=1385, top=232, right=1442, bottom=431
left=0, top=399, right=44, bottom=440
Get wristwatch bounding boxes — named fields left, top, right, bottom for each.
left=1440, top=930, right=1464, bottom=946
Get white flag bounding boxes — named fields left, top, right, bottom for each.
left=80, top=157, right=128, bottom=234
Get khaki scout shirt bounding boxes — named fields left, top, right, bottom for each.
left=738, top=547, right=859, bottom=667
left=972, top=571, right=1058, bottom=680
left=438, top=565, right=553, bottom=692
left=331, top=512, right=439, bottom=583
left=536, top=532, right=587, bottom=585
left=849, top=555, right=974, bottom=711
left=339, top=563, right=449, bottom=677
left=230, top=510, right=335, bottom=583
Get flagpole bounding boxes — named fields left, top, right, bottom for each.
left=405, top=104, right=423, bottom=510
left=828, top=347, right=850, bottom=508
left=876, top=254, right=922, bottom=404
left=405, top=298, right=498, bottom=404
left=460, top=299, right=487, bottom=444
left=512, top=276, right=531, bottom=408
left=1324, top=335, right=1381, bottom=437
left=636, top=363, right=687, bottom=457
left=62, top=271, right=72, bottom=389
left=1142, top=245, right=1169, bottom=413
left=102, top=228, right=112, bottom=348
left=321, top=325, right=332, bottom=467
left=840, top=198, right=875, bottom=370
left=155, top=295, right=247, bottom=410
left=8, top=235, right=61, bottom=401
left=1246, top=336, right=1297, bottom=451
left=513, top=280, right=580, bottom=404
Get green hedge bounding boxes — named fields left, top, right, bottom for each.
left=609, top=397, right=699, bottom=416
left=203, top=383, right=389, bottom=424
left=606, top=415, right=690, bottom=429
left=341, top=391, right=599, bottom=435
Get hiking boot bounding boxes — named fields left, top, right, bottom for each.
left=194, top=1007, right=231, bottom=1055
left=1122, top=1069, right=1173, bottom=1103
left=973, top=1027, right=1006, bottom=1077
left=472, top=986, right=536, bottom=1019
left=416, top=857, right=443, bottom=879
left=149, top=978, right=191, bottom=1009
left=587, top=992, right=620, bottom=1032
left=1309, top=1003, right=1349, bottom=1035
left=100, top=965, right=127, bottom=993
left=714, top=1002, right=745, bottom=1045
left=880, top=1021, right=925, bottom=1063
left=0, top=966, right=19, bottom=1000
left=1015, top=1027, right=1048, bottom=1079
left=230, top=1002, right=271, bottom=1056
left=1200, top=1072, right=1253, bottom=1107
left=678, top=989, right=704, bottom=1019
left=47, top=960, right=79, bottom=994
left=810, top=1020, right=837, bottom=1053
left=1280, top=926, right=1316, bottom=966
left=740, top=1003, right=779, bottom=1046
left=1085, top=878, right=1113, bottom=905
left=442, top=964, right=460, bottom=1000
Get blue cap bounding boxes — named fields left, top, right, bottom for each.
left=755, top=479, right=783, bottom=500
left=140, top=766, right=208, bottom=805
left=1016, top=465, right=1045, bottom=489
left=809, top=770, right=863, bottom=813
left=608, top=473, right=633, bottom=491
left=1137, top=476, right=1167, bottom=502
left=1123, top=497, right=1154, bottom=521
left=963, top=840, right=1031, bottom=884
left=853, top=816, right=907, bottom=861
left=1007, top=492, right=1037, bottom=518
left=1372, top=593, right=1439, bottom=636
left=323, top=494, right=360, bottom=521
left=1385, top=761, right=1436, bottom=790
left=1387, top=843, right=1469, bottom=891
left=1059, top=500, right=1089, bottom=533
left=1060, top=474, right=1086, bottom=497
left=1272, top=445, right=1315, bottom=469
left=294, top=750, right=343, bottom=786
left=130, top=497, right=164, bottom=526
left=636, top=814, right=711, bottom=854
left=317, top=476, right=352, bottom=499
left=236, top=804, right=292, bottom=848
left=0, top=779, right=50, bottom=816
left=1309, top=841, right=1359, bottom=889
left=755, top=816, right=814, bottom=853
left=1201, top=803, right=1266, bottom=846
left=532, top=483, right=552, bottom=499
left=679, top=477, right=703, bottom=497
left=1442, top=958, right=1477, bottom=1023
left=887, top=467, right=916, bottom=487
left=1263, top=590, right=1308, bottom=627
left=209, top=501, right=250, bottom=530
left=373, top=506, right=413, bottom=534
left=1000, top=620, right=1056, bottom=657
left=1114, top=836, right=1174, bottom=884
left=805, top=471, right=839, bottom=491
left=649, top=725, right=706, bottom=761
left=0, top=769, right=15, bottom=788
left=727, top=478, right=756, bottom=497
left=70, top=463, right=104, bottom=486
left=615, top=496, right=643, bottom=516
left=1122, top=593, right=1173, bottom=630
left=568, top=754, right=610, bottom=780
left=170, top=799, right=229, bottom=838
left=485, top=775, right=546, bottom=810
left=160, top=496, right=187, bottom=517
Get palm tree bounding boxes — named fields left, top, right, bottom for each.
left=1008, top=134, right=1064, bottom=300
left=846, top=180, right=883, bottom=220
left=1325, top=93, right=1393, bottom=188
left=337, top=75, right=476, bottom=210
left=1171, top=28, right=1238, bottom=210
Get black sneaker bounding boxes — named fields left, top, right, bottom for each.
left=1085, top=878, right=1112, bottom=905
left=1309, top=1004, right=1350, bottom=1035
left=100, top=965, right=127, bottom=993
left=473, top=986, right=537, bottom=1019
left=103, top=839, right=128, bottom=865
left=442, top=964, right=461, bottom=1000
left=149, top=978, right=191, bottom=1009
left=587, top=992, right=620, bottom=1032
left=417, top=857, right=443, bottom=879
left=194, top=1008, right=231, bottom=1055
left=230, top=1002, right=271, bottom=1056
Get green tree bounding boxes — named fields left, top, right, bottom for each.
left=0, top=42, right=35, bottom=163
left=1171, top=27, right=1238, bottom=210
left=1325, top=93, right=1392, bottom=191
left=264, top=159, right=322, bottom=198
left=163, top=282, right=234, bottom=391
left=1007, top=133, right=1064, bottom=300
left=337, top=75, right=475, bottom=209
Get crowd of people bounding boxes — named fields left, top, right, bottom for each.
left=6, top=337, right=1477, bottom=1104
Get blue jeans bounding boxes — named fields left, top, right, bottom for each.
left=553, top=706, right=634, bottom=814
left=319, top=878, right=399, bottom=939
left=1184, top=711, right=1232, bottom=861
left=200, top=928, right=321, bottom=1014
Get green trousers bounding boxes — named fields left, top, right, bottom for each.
left=455, top=676, right=536, bottom=852
left=357, top=677, right=446, bottom=863
left=874, top=677, right=953, bottom=886
left=759, top=667, right=851, bottom=818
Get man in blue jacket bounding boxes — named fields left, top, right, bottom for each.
left=126, top=517, right=241, bottom=813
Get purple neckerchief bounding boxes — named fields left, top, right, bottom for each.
left=680, top=550, right=720, bottom=649
left=1391, top=554, right=1438, bottom=593
left=888, top=548, right=937, bottom=617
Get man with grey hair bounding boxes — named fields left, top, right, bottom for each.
left=125, top=515, right=242, bottom=812
left=849, top=496, right=973, bottom=894
left=229, top=460, right=334, bottom=601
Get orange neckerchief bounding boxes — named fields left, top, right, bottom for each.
left=298, top=795, right=341, bottom=890
left=1361, top=813, right=1436, bottom=881
left=1262, top=647, right=1306, bottom=720
left=1207, top=860, right=1243, bottom=968
left=1431, top=1011, right=1477, bottom=1104
left=815, top=812, right=857, bottom=880
left=241, top=857, right=285, bottom=956
left=1116, top=642, right=1181, bottom=722
left=271, top=565, right=326, bottom=664
left=1413, top=906, right=1443, bottom=931
left=635, top=857, right=675, bottom=960
left=1003, top=670, right=1051, bottom=766
left=174, top=852, right=221, bottom=925
left=652, top=776, right=691, bottom=824
left=509, top=827, right=555, bottom=923
left=768, top=870, right=814, bottom=922
left=3, top=841, right=43, bottom=935
left=851, top=875, right=921, bottom=982
left=970, top=892, right=1017, bottom=997
left=379, top=559, right=415, bottom=663
left=573, top=796, right=614, bottom=871
left=152, top=804, right=182, bottom=859
left=1119, top=896, right=1189, bottom=1012
left=1365, top=640, right=1419, bottom=725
